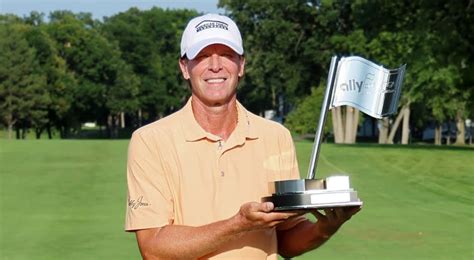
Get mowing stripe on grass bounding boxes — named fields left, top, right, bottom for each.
left=1, top=140, right=472, bottom=259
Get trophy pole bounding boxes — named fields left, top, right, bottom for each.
left=307, top=56, right=339, bottom=179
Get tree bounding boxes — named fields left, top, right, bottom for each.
left=0, top=17, right=49, bottom=139
left=355, top=0, right=474, bottom=145
left=45, top=11, right=139, bottom=138
left=220, top=0, right=368, bottom=143
left=285, top=86, right=331, bottom=137
left=24, top=15, right=77, bottom=139
left=102, top=8, right=198, bottom=126
left=219, top=0, right=332, bottom=114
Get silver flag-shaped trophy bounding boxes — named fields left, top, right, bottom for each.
left=262, top=56, right=406, bottom=211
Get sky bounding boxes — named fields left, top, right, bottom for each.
left=0, top=0, right=224, bottom=20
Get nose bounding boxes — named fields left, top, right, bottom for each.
left=208, top=54, right=222, bottom=72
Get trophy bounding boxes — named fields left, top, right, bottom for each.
left=262, top=56, right=406, bottom=211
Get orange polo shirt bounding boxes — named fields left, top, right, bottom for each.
left=125, top=98, right=301, bottom=259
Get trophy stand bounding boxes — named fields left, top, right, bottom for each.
left=262, top=56, right=362, bottom=211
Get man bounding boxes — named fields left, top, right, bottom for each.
left=125, top=13, right=360, bottom=259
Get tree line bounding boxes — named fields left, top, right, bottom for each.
left=0, top=0, right=472, bottom=145
left=0, top=8, right=197, bottom=139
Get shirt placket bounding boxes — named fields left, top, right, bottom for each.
left=217, top=140, right=225, bottom=177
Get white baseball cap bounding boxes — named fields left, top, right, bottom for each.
left=180, top=13, right=244, bottom=60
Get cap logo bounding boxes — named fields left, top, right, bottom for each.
left=195, top=20, right=229, bottom=32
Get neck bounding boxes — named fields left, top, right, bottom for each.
left=191, top=97, right=238, bottom=141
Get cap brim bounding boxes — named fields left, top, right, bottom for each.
left=184, top=38, right=244, bottom=60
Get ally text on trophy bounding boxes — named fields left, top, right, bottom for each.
left=262, top=56, right=406, bottom=211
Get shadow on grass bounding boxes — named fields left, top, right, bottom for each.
left=327, top=142, right=474, bottom=151
left=65, top=128, right=134, bottom=140
left=294, top=135, right=473, bottom=151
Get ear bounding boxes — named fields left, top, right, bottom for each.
left=238, top=56, right=245, bottom=78
left=179, top=58, right=190, bottom=80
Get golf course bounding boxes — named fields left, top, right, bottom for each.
left=0, top=140, right=472, bottom=259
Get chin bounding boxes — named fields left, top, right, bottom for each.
left=196, top=93, right=236, bottom=107
left=208, top=101, right=224, bottom=107
left=205, top=96, right=228, bottom=106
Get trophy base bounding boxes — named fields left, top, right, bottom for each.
left=262, top=176, right=362, bottom=211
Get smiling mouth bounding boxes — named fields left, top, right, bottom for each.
left=205, top=78, right=226, bottom=83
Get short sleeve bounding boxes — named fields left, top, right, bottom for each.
left=125, top=130, right=174, bottom=231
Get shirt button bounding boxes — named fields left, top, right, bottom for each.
left=220, top=171, right=225, bottom=177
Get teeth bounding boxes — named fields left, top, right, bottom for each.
left=207, top=78, right=225, bottom=83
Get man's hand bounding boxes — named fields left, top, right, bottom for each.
left=276, top=206, right=361, bottom=257
left=233, top=202, right=301, bottom=232
left=311, top=206, right=361, bottom=238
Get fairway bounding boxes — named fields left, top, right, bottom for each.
left=0, top=140, right=473, bottom=259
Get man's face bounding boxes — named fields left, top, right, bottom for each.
left=179, top=44, right=245, bottom=107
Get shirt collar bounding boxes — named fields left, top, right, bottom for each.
left=181, top=97, right=259, bottom=142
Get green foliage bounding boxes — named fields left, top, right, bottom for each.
left=285, top=86, right=330, bottom=135
left=220, top=0, right=333, bottom=113
left=1, top=1, right=473, bottom=140
left=2, top=8, right=195, bottom=138
left=101, top=8, right=198, bottom=120
left=43, top=11, right=140, bottom=136
left=0, top=20, right=50, bottom=136
left=222, top=0, right=473, bottom=139
left=355, top=0, right=474, bottom=123
left=24, top=22, right=77, bottom=136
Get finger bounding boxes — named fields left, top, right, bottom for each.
left=333, top=208, right=347, bottom=220
left=343, top=206, right=362, bottom=219
left=278, top=209, right=306, bottom=216
left=273, top=210, right=302, bottom=217
left=311, top=209, right=327, bottom=221
left=268, top=219, right=287, bottom=228
left=288, top=210, right=307, bottom=218
left=280, top=211, right=301, bottom=218
left=266, top=212, right=298, bottom=222
left=333, top=206, right=361, bottom=221
left=346, top=206, right=362, bottom=215
left=324, top=208, right=336, bottom=220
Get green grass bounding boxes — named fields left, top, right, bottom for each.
left=0, top=140, right=473, bottom=259
left=296, top=142, right=473, bottom=259
left=0, top=140, right=139, bottom=259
